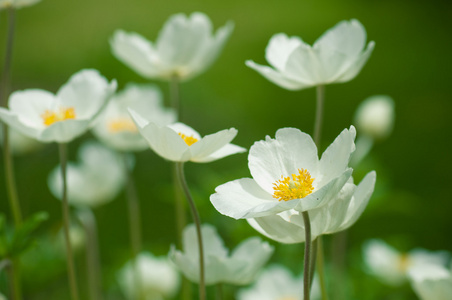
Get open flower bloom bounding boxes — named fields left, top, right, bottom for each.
left=0, top=124, right=43, bottom=155
left=169, top=223, right=274, bottom=286
left=354, top=95, right=395, bottom=141
left=211, top=126, right=365, bottom=220
left=237, top=264, right=320, bottom=300
left=363, top=239, right=450, bottom=286
left=129, top=109, right=246, bottom=163
left=0, top=0, right=40, bottom=9
left=118, top=251, right=180, bottom=300
left=246, top=19, right=375, bottom=90
left=0, top=69, right=117, bottom=143
left=408, top=264, right=452, bottom=300
left=246, top=172, right=375, bottom=243
left=111, top=12, right=234, bottom=81
left=92, top=83, right=176, bottom=152
left=48, top=141, right=126, bottom=208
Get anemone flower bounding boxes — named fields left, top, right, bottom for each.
left=408, top=264, right=452, bottom=300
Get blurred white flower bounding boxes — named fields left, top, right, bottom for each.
left=92, top=83, right=175, bottom=152
left=408, top=264, right=452, bottom=300
left=211, top=127, right=368, bottom=221
left=246, top=172, right=375, bottom=244
left=111, top=12, right=233, bottom=81
left=0, top=124, right=43, bottom=155
left=363, top=239, right=450, bottom=286
left=57, top=223, right=86, bottom=255
left=169, top=223, right=274, bottom=286
left=0, top=292, right=6, bottom=300
left=237, top=264, right=320, bottom=300
left=0, top=69, right=117, bottom=143
left=118, top=251, right=180, bottom=300
left=0, top=0, right=40, bottom=9
left=48, top=141, right=126, bottom=208
left=246, top=19, right=374, bottom=90
left=354, top=95, right=395, bottom=140
left=129, top=109, right=245, bottom=163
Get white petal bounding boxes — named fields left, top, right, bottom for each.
left=318, top=126, right=356, bottom=187
left=57, top=69, right=116, bottom=120
left=248, top=127, right=318, bottom=194
left=110, top=30, right=160, bottom=79
left=0, top=108, right=40, bottom=140
left=194, top=143, right=246, bottom=163
left=334, top=41, right=375, bottom=83
left=128, top=108, right=150, bottom=129
left=247, top=215, right=306, bottom=244
left=408, top=265, right=452, bottom=300
left=190, top=128, right=238, bottom=162
left=265, top=33, right=305, bottom=71
left=182, top=224, right=228, bottom=259
left=168, top=122, right=202, bottom=140
left=245, top=60, right=308, bottom=90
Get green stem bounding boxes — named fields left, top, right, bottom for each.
left=122, top=154, right=144, bottom=300
left=313, top=85, right=325, bottom=146
left=78, top=209, right=102, bottom=300
left=175, top=162, right=205, bottom=300
left=169, top=75, right=180, bottom=121
left=1, top=7, right=15, bottom=108
left=317, top=237, right=328, bottom=300
left=302, top=211, right=311, bottom=300
left=58, top=143, right=80, bottom=300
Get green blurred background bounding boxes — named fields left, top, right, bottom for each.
left=1, top=0, right=451, bottom=299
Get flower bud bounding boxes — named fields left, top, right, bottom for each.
left=354, top=95, right=395, bottom=140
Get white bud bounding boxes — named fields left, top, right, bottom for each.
left=354, top=95, right=395, bottom=140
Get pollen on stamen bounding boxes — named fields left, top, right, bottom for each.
left=272, top=169, right=315, bottom=201
left=178, top=132, right=198, bottom=146
left=41, top=107, right=76, bottom=126
left=108, top=118, right=138, bottom=133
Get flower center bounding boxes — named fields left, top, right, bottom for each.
left=272, top=169, right=315, bottom=201
left=397, top=253, right=411, bottom=272
left=108, top=118, right=138, bottom=133
left=178, top=132, right=198, bottom=146
left=41, top=107, right=76, bottom=126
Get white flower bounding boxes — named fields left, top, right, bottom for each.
left=408, top=264, right=452, bottom=300
left=246, top=172, right=375, bottom=243
left=0, top=69, right=117, bottom=143
left=0, top=292, right=6, bottom=300
left=0, top=0, right=40, bottom=9
left=211, top=127, right=365, bottom=220
left=0, top=124, right=43, bottom=155
left=92, top=83, right=175, bottom=152
left=237, top=264, right=320, bottom=300
left=354, top=95, right=395, bottom=140
left=129, top=109, right=246, bottom=163
left=246, top=19, right=375, bottom=90
left=118, top=252, right=180, bottom=300
left=363, top=239, right=450, bottom=286
left=169, top=223, right=274, bottom=286
left=48, top=141, right=126, bottom=208
left=111, top=12, right=234, bottom=81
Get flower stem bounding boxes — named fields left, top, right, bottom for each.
left=78, top=209, right=103, bottom=300
left=302, top=211, right=311, bottom=300
left=0, top=7, right=15, bottom=108
left=316, top=237, right=328, bottom=300
left=169, top=75, right=180, bottom=121
left=313, top=85, right=325, bottom=146
left=175, top=162, right=205, bottom=300
left=122, top=153, right=144, bottom=300
left=58, top=143, right=80, bottom=300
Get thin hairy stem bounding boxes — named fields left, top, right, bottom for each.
left=302, top=211, right=311, bottom=300
left=313, top=85, right=325, bottom=146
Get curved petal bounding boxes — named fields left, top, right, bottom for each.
left=182, top=224, right=228, bottom=259
left=190, top=128, right=238, bottom=162
left=168, top=122, right=201, bottom=140
left=245, top=60, right=308, bottom=90
left=8, top=89, right=56, bottom=129
left=265, top=33, right=305, bottom=71
left=318, top=126, right=356, bottom=187
left=248, top=128, right=318, bottom=194
left=110, top=30, right=160, bottom=79
left=57, top=69, right=116, bottom=120
left=334, top=41, right=375, bottom=83
left=38, top=119, right=90, bottom=143
left=0, top=108, right=41, bottom=140
left=194, top=143, right=246, bottom=163
left=247, top=215, right=306, bottom=244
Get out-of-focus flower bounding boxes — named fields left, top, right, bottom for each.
left=363, top=239, right=450, bottom=286
left=0, top=69, right=117, bottom=143
left=354, top=95, right=395, bottom=141
left=129, top=109, right=245, bottom=163
left=246, top=19, right=374, bottom=91
left=92, top=83, right=175, bottom=152
left=111, top=12, right=233, bottom=81
left=57, top=223, right=86, bottom=255
left=0, top=292, right=6, bottom=300
left=48, top=141, right=126, bottom=208
left=247, top=172, right=375, bottom=243
left=408, top=264, right=452, bottom=300
left=0, top=0, right=40, bottom=9
left=118, top=251, right=180, bottom=300
left=211, top=127, right=363, bottom=220
left=169, top=223, right=274, bottom=286
left=237, top=264, right=320, bottom=300
left=0, top=124, right=43, bottom=155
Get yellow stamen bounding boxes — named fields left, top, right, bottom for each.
left=397, top=253, right=411, bottom=272
left=178, top=132, right=198, bottom=146
left=108, top=118, right=138, bottom=133
left=41, top=107, right=76, bottom=126
left=273, top=169, right=315, bottom=201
